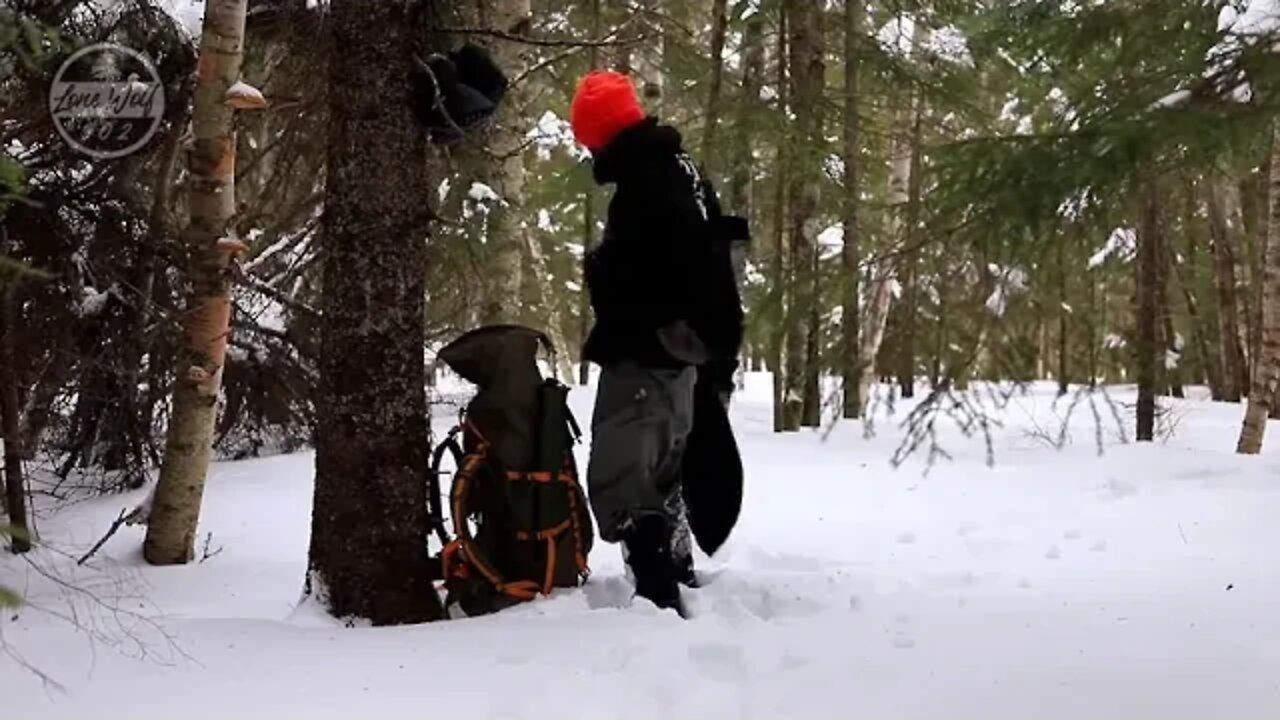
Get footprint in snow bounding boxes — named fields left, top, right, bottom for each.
left=584, top=575, right=634, bottom=610
left=688, top=642, right=748, bottom=682
left=896, top=531, right=917, bottom=545
left=1103, top=477, right=1139, bottom=500
left=1045, top=545, right=1062, bottom=560
left=1090, top=539, right=1108, bottom=553
left=1064, top=529, right=1083, bottom=541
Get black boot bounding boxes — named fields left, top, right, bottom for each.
left=623, top=515, right=685, bottom=616
left=673, top=550, right=699, bottom=588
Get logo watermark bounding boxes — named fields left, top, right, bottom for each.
left=49, top=42, right=165, bottom=160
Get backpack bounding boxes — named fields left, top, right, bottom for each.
left=426, top=324, right=593, bottom=618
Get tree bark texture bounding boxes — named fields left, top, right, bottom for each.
left=1237, top=123, right=1280, bottom=454
left=1173, top=191, right=1222, bottom=398
left=1057, top=226, right=1070, bottom=395
left=727, top=11, right=764, bottom=394
left=578, top=0, right=602, bottom=386
left=897, top=94, right=925, bottom=400
left=770, top=4, right=788, bottom=432
left=144, top=0, right=251, bottom=566
left=1208, top=177, right=1247, bottom=401
left=308, top=0, right=443, bottom=625
left=0, top=292, right=29, bottom=553
left=1135, top=177, right=1163, bottom=442
left=701, top=0, right=729, bottom=167
left=783, top=0, right=823, bottom=431
left=857, top=24, right=920, bottom=411
left=842, top=0, right=864, bottom=415
left=476, top=0, right=529, bottom=326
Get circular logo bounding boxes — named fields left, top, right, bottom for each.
left=48, top=42, right=165, bottom=160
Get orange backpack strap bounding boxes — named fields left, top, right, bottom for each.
left=448, top=444, right=540, bottom=601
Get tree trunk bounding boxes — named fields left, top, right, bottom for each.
left=476, top=0, right=530, bottom=326
left=783, top=0, right=823, bottom=431
left=771, top=4, right=788, bottom=432
left=1227, top=181, right=1256, bottom=388
left=1174, top=188, right=1222, bottom=399
left=144, top=0, right=251, bottom=566
left=857, top=24, right=920, bottom=411
left=701, top=0, right=729, bottom=167
left=307, top=0, right=444, bottom=625
left=1208, top=177, right=1246, bottom=401
left=841, top=0, right=863, bottom=417
left=897, top=92, right=924, bottom=400
left=1035, top=311, right=1047, bottom=380
left=728, top=13, right=764, bottom=217
left=728, top=10, right=764, bottom=395
left=634, top=0, right=663, bottom=107
left=1237, top=122, right=1280, bottom=454
left=1135, top=177, right=1163, bottom=442
left=1158, top=205, right=1183, bottom=399
left=578, top=189, right=596, bottom=386
left=523, top=234, right=574, bottom=380
left=1057, top=227, right=1070, bottom=395
left=578, top=0, right=602, bottom=387
left=1087, top=263, right=1100, bottom=387
left=0, top=292, right=29, bottom=553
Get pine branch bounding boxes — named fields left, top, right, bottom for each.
left=435, top=27, right=651, bottom=48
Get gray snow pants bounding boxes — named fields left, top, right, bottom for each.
left=586, top=363, right=696, bottom=550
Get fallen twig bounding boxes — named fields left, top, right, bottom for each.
left=76, top=509, right=129, bottom=566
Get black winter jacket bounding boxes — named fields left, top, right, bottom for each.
left=582, top=117, right=745, bottom=392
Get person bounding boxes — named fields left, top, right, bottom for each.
left=570, top=70, right=741, bottom=615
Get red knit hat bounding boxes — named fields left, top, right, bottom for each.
left=570, top=71, right=646, bottom=152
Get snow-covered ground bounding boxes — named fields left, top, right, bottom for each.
left=6, top=373, right=1280, bottom=719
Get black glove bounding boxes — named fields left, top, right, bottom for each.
left=410, top=43, right=508, bottom=144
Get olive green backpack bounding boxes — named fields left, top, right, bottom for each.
left=427, top=325, right=593, bottom=618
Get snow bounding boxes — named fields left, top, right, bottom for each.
left=1152, top=89, right=1192, bottom=109
left=8, top=375, right=1280, bottom=718
left=1088, top=227, right=1137, bottom=268
left=1220, top=0, right=1280, bottom=37
left=467, top=182, right=502, bottom=204
left=75, top=284, right=114, bottom=317
left=156, top=0, right=205, bottom=37
left=224, top=81, right=267, bottom=109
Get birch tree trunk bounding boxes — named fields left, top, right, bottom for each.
left=476, top=0, right=530, bottom=326
left=841, top=0, right=863, bottom=417
left=1208, top=177, right=1247, bottom=401
left=307, top=0, right=443, bottom=625
left=783, top=0, right=823, bottom=431
left=1226, top=181, right=1256, bottom=387
left=144, top=0, right=251, bottom=565
left=1237, top=123, right=1280, bottom=454
left=857, top=23, right=921, bottom=411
